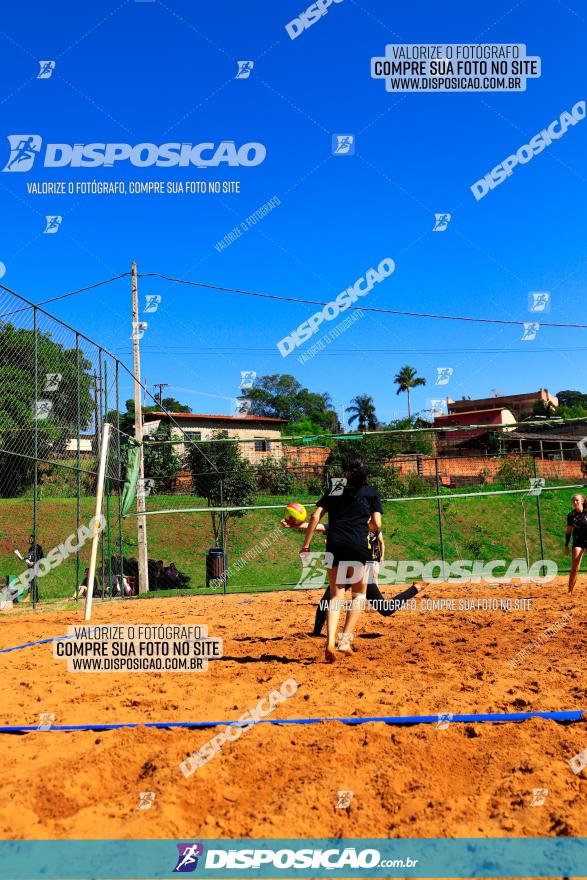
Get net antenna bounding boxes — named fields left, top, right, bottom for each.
left=84, top=422, right=111, bottom=622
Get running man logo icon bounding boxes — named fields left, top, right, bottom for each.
left=34, top=400, right=53, bottom=420
left=528, top=477, right=546, bottom=497
left=144, top=294, right=161, bottom=313
left=3, top=135, right=42, bottom=172
left=235, top=397, right=252, bottom=415
left=173, top=843, right=204, bottom=873
left=137, top=791, right=156, bottom=810
left=329, top=477, right=347, bottom=496
left=568, top=748, right=587, bottom=775
left=529, top=787, right=548, bottom=806
left=336, top=790, right=354, bottom=808
left=436, top=712, right=453, bottom=729
left=528, top=291, right=551, bottom=313
left=44, top=373, right=62, bottom=392
left=236, top=61, right=254, bottom=79
left=433, top=213, right=451, bottom=232
left=44, top=216, right=62, bottom=234
left=38, top=712, right=55, bottom=730
left=435, top=367, right=453, bottom=386
left=429, top=398, right=448, bottom=416
left=295, top=551, right=332, bottom=589
left=522, top=322, right=540, bottom=341
left=37, top=60, right=56, bottom=79
left=240, top=370, right=256, bottom=390
left=332, top=134, right=355, bottom=155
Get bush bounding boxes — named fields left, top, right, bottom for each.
left=256, top=457, right=300, bottom=496
left=496, top=455, right=534, bottom=489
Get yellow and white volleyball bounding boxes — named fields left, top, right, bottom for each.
left=284, top=502, right=307, bottom=525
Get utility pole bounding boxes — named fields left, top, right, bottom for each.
left=132, top=261, right=149, bottom=594
left=153, top=383, right=169, bottom=408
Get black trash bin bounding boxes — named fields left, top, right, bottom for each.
left=206, top=547, right=227, bottom=589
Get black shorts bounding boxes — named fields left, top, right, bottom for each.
left=325, top=540, right=372, bottom=568
left=572, top=536, right=587, bottom=550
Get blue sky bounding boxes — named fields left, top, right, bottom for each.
left=1, top=0, right=586, bottom=424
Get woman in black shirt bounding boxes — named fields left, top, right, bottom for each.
left=565, top=493, right=587, bottom=594
left=301, top=453, right=382, bottom=662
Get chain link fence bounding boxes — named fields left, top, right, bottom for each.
left=0, top=285, right=129, bottom=607
left=2, top=281, right=586, bottom=604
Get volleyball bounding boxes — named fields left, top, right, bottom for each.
left=284, top=502, right=307, bottom=525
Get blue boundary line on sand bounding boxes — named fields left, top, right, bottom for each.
left=0, top=709, right=584, bottom=733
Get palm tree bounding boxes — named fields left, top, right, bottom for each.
left=394, top=366, right=426, bottom=418
left=346, top=395, right=377, bottom=432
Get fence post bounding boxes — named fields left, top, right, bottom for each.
left=75, top=333, right=81, bottom=599
left=32, top=306, right=39, bottom=608
left=115, top=360, right=125, bottom=595
left=435, top=457, right=445, bottom=562
left=220, top=478, right=227, bottom=594
left=533, top=457, right=545, bottom=563
left=84, top=422, right=111, bottom=621
left=104, top=358, right=113, bottom=598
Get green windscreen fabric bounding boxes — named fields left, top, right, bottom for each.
left=121, top=439, right=141, bottom=517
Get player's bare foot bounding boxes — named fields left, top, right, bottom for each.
left=325, top=647, right=336, bottom=663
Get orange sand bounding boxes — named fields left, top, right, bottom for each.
left=0, top=578, right=585, bottom=841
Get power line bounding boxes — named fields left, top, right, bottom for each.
left=138, top=272, right=587, bottom=330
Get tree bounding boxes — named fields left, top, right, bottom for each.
left=143, top=422, right=181, bottom=493
left=556, top=390, right=587, bottom=410
left=146, top=396, right=192, bottom=413
left=393, top=366, right=426, bottom=418
left=0, top=323, right=94, bottom=496
left=241, top=374, right=339, bottom=430
left=346, top=395, right=378, bottom=431
left=187, top=431, right=257, bottom=543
